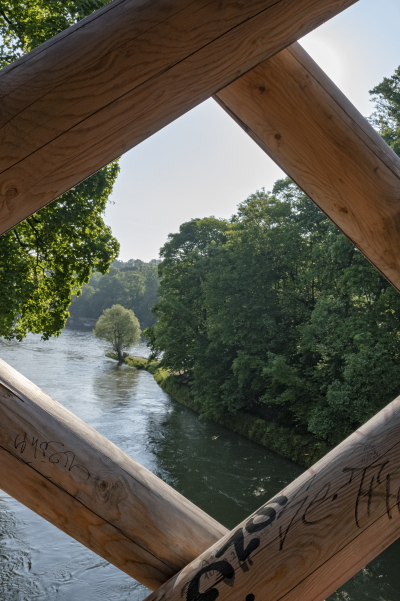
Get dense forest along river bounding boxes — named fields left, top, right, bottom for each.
left=1, top=330, right=400, bottom=601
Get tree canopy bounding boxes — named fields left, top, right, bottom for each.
left=69, top=259, right=159, bottom=330
left=370, top=66, right=400, bottom=156
left=0, top=0, right=120, bottom=340
left=95, top=304, right=141, bottom=361
left=146, top=65, right=400, bottom=447
left=0, top=1, right=110, bottom=67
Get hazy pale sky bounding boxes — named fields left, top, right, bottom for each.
left=106, top=0, right=400, bottom=262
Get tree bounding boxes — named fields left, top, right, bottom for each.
left=145, top=218, right=228, bottom=374
left=69, top=260, right=159, bottom=330
left=95, top=305, right=141, bottom=361
left=146, top=63, right=400, bottom=447
left=0, top=1, right=111, bottom=67
left=0, top=164, right=120, bottom=340
left=0, top=0, right=119, bottom=340
left=369, top=66, right=400, bottom=156
left=146, top=181, right=400, bottom=446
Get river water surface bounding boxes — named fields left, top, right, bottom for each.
left=1, top=329, right=400, bottom=601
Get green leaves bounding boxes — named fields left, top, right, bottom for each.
left=146, top=177, right=400, bottom=445
left=0, top=0, right=110, bottom=66
left=0, top=164, right=120, bottom=340
left=94, top=304, right=141, bottom=360
left=0, top=0, right=120, bottom=340
left=369, top=65, right=400, bottom=156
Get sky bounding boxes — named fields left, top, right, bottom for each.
left=105, top=0, right=400, bottom=263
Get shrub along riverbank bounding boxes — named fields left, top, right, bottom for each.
left=107, top=353, right=331, bottom=468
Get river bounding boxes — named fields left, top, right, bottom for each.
left=0, top=329, right=399, bottom=601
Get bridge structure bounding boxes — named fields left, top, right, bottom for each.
left=1, top=1, right=400, bottom=600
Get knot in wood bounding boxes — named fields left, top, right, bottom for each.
left=5, top=187, right=19, bottom=198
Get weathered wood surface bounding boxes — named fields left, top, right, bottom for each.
left=145, top=397, right=400, bottom=601
left=0, top=358, right=228, bottom=590
left=0, top=0, right=357, bottom=235
left=215, top=43, right=400, bottom=291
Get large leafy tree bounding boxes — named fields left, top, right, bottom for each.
left=148, top=184, right=400, bottom=446
left=0, top=0, right=120, bottom=340
left=0, top=1, right=110, bottom=66
left=147, top=65, right=400, bottom=446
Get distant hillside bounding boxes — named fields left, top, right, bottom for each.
left=68, top=259, right=159, bottom=331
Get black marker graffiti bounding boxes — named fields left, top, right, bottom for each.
left=186, top=561, right=234, bottom=601
left=186, top=496, right=288, bottom=601
left=181, top=435, right=400, bottom=601
left=215, top=529, right=259, bottom=564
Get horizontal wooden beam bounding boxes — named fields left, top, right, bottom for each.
left=0, top=358, right=228, bottom=590
left=0, top=0, right=357, bottom=235
left=215, top=43, right=400, bottom=291
left=145, top=396, right=400, bottom=601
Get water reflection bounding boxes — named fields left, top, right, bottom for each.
left=0, top=330, right=399, bottom=600
left=146, top=401, right=301, bottom=529
left=92, top=362, right=142, bottom=411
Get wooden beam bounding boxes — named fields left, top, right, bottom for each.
left=0, top=358, right=228, bottom=590
left=5, top=343, right=400, bottom=601
left=0, top=0, right=357, bottom=235
left=145, top=396, right=400, bottom=601
left=215, top=43, right=400, bottom=291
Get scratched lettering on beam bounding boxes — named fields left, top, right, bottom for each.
left=14, top=431, right=90, bottom=481
left=147, top=400, right=400, bottom=601
left=0, top=383, right=92, bottom=487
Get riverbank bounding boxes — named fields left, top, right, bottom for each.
left=107, top=353, right=331, bottom=468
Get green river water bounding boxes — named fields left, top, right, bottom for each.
left=0, top=329, right=399, bottom=601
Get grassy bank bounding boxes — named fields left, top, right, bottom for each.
left=107, top=353, right=332, bottom=468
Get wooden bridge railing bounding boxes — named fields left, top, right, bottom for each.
left=2, top=0, right=400, bottom=600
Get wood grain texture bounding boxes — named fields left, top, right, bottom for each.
left=215, top=42, right=400, bottom=291
left=0, top=0, right=357, bottom=235
left=0, top=358, right=228, bottom=590
left=145, top=397, right=400, bottom=601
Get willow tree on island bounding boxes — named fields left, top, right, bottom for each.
left=95, top=305, right=141, bottom=361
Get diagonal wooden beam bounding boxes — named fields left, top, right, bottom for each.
left=145, top=396, right=400, bottom=601
left=0, top=0, right=357, bottom=236
left=0, top=358, right=228, bottom=590
left=214, top=42, right=400, bottom=291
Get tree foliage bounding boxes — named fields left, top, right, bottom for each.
left=69, top=259, right=159, bottom=330
left=0, top=165, right=120, bottom=339
left=0, top=0, right=110, bottom=66
left=0, top=0, right=120, bottom=340
left=146, top=64, right=400, bottom=447
left=95, top=304, right=141, bottom=361
left=147, top=184, right=400, bottom=445
left=370, top=66, right=400, bottom=156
